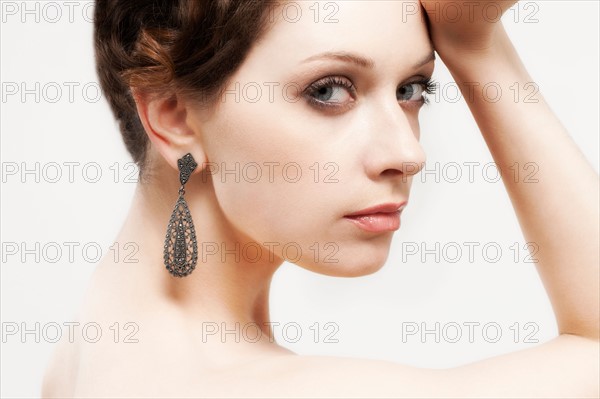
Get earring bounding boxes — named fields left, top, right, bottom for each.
left=164, top=153, right=198, bottom=277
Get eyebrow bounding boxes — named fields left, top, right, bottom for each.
left=300, top=51, right=436, bottom=70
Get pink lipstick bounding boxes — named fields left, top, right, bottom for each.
left=344, top=202, right=407, bottom=233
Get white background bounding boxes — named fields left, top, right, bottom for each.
left=1, top=1, right=598, bottom=397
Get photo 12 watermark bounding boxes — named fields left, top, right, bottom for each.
left=2, top=321, right=140, bottom=344
left=200, top=321, right=340, bottom=344
left=401, top=321, right=540, bottom=344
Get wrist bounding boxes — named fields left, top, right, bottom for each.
left=434, top=24, right=520, bottom=79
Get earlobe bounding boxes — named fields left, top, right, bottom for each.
left=131, top=89, right=206, bottom=173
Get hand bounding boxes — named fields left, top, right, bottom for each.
left=420, top=0, right=518, bottom=57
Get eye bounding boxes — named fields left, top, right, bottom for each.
left=303, top=76, right=356, bottom=110
left=397, top=78, right=436, bottom=104
left=397, top=83, right=425, bottom=102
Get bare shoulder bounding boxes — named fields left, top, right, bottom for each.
left=237, top=334, right=599, bottom=398
left=42, top=331, right=598, bottom=397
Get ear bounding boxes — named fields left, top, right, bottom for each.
left=132, top=89, right=206, bottom=173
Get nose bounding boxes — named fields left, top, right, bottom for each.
left=362, top=101, right=426, bottom=181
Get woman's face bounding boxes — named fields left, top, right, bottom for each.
left=190, top=1, right=433, bottom=276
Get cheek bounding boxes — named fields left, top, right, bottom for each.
left=204, top=103, right=347, bottom=247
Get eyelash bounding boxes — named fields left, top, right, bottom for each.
left=303, top=76, right=437, bottom=111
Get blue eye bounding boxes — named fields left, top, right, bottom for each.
left=397, top=79, right=436, bottom=104
left=304, top=76, right=356, bottom=109
left=397, top=83, right=422, bottom=101
left=312, top=86, right=348, bottom=103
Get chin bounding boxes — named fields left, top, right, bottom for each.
left=296, top=241, right=392, bottom=278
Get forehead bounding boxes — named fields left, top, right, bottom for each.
left=250, top=0, right=431, bottom=72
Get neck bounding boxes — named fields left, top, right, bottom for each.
left=109, top=171, right=284, bottom=344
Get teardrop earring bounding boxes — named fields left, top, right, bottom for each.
left=163, top=153, right=198, bottom=277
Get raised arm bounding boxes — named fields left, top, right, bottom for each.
left=422, top=0, right=599, bottom=342
left=416, top=0, right=599, bottom=396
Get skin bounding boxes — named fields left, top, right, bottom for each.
left=42, top=1, right=599, bottom=397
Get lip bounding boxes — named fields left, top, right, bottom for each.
left=344, top=201, right=407, bottom=233
left=344, top=201, right=407, bottom=217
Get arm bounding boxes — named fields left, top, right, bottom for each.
left=429, top=6, right=599, bottom=343
left=415, top=0, right=599, bottom=395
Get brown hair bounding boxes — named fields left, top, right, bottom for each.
left=93, top=0, right=280, bottom=180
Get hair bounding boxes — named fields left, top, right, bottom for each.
left=93, top=0, right=280, bottom=180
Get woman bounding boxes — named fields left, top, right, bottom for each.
left=42, top=0, right=599, bottom=397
